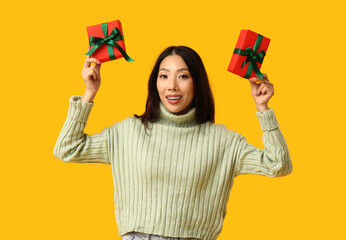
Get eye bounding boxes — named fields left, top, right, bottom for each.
left=159, top=74, right=167, bottom=79
left=179, top=74, right=189, bottom=79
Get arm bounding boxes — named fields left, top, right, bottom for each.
left=53, top=95, right=110, bottom=164
left=234, top=108, right=293, bottom=177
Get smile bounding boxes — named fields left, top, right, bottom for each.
left=166, top=96, right=182, bottom=104
left=167, top=96, right=182, bottom=100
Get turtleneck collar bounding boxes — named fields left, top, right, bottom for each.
left=157, top=101, right=197, bottom=127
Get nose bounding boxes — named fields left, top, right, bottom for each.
left=168, top=78, right=177, bottom=91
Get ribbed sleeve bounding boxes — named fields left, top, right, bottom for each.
left=53, top=96, right=110, bottom=164
left=234, top=108, right=293, bottom=177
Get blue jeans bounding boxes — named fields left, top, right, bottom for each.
left=121, top=231, right=200, bottom=240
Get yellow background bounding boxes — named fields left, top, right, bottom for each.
left=1, top=0, right=345, bottom=239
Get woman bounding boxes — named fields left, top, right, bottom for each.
left=54, top=46, right=293, bottom=240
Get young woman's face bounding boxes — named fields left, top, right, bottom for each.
left=156, top=55, right=194, bottom=115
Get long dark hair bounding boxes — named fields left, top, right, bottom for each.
left=134, top=46, right=215, bottom=134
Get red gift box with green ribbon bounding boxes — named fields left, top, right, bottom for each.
left=85, top=20, right=134, bottom=63
left=227, top=30, right=270, bottom=80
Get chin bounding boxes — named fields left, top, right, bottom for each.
left=167, top=107, right=180, bottom=113
left=165, top=105, right=182, bottom=113
left=161, top=99, right=189, bottom=114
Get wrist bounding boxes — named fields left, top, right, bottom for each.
left=81, top=91, right=96, bottom=103
left=256, top=105, right=270, bottom=112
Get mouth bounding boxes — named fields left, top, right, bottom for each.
left=166, top=95, right=182, bottom=104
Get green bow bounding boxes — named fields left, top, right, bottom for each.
left=85, top=23, right=134, bottom=62
left=233, top=34, right=266, bottom=79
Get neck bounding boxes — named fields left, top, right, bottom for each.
left=157, top=101, right=197, bottom=127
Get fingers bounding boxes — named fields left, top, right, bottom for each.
left=84, top=57, right=101, bottom=69
left=249, top=74, right=273, bottom=86
left=84, top=66, right=100, bottom=80
left=256, top=82, right=274, bottom=96
left=84, top=47, right=101, bottom=69
left=94, top=65, right=101, bottom=76
left=248, top=73, right=274, bottom=96
left=84, top=47, right=92, bottom=68
left=83, top=68, right=94, bottom=80
left=256, top=83, right=266, bottom=96
left=258, top=73, right=269, bottom=81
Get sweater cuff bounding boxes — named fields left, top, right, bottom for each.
left=255, top=108, right=279, bottom=131
left=67, top=96, right=94, bottom=122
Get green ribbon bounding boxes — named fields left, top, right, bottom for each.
left=233, top=34, right=266, bottom=79
left=85, top=23, right=134, bottom=62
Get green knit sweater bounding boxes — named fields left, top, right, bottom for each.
left=53, top=95, right=293, bottom=240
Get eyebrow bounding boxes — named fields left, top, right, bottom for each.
left=159, top=68, right=189, bottom=72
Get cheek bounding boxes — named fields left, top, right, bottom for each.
left=156, top=80, right=167, bottom=101
left=187, top=80, right=194, bottom=97
left=156, top=80, right=163, bottom=94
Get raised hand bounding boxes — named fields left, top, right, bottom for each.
left=248, top=73, right=274, bottom=112
left=81, top=49, right=102, bottom=102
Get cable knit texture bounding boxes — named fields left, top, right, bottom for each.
left=53, top=96, right=293, bottom=240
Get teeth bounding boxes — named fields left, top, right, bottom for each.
left=167, top=96, right=182, bottom=100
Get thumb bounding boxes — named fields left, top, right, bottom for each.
left=95, top=61, right=102, bottom=69
left=248, top=78, right=259, bottom=89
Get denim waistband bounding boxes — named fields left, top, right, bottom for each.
left=121, top=231, right=200, bottom=240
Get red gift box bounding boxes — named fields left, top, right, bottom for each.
left=86, top=20, right=134, bottom=63
left=227, top=30, right=270, bottom=79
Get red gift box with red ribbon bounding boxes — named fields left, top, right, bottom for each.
left=85, top=20, right=134, bottom=63
left=227, top=30, right=270, bottom=79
